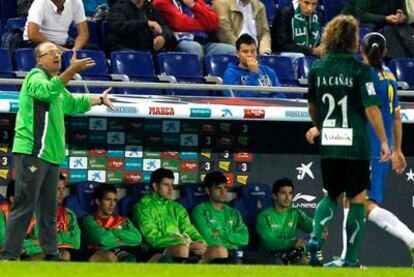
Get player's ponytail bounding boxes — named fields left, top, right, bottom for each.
left=361, top=33, right=386, bottom=70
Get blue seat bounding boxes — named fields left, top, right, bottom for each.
left=0, top=0, right=17, bottom=26
left=69, top=20, right=101, bottom=49
left=232, top=183, right=272, bottom=227
left=298, top=56, right=319, bottom=85
left=0, top=48, right=18, bottom=91
left=62, top=50, right=111, bottom=93
left=117, top=184, right=152, bottom=218
left=6, top=17, right=26, bottom=31
left=63, top=181, right=102, bottom=218
left=204, top=54, right=238, bottom=80
left=322, top=0, right=346, bottom=23
left=110, top=51, right=162, bottom=95
left=176, top=183, right=208, bottom=210
left=157, top=52, right=209, bottom=96
left=261, top=0, right=276, bottom=26
left=258, top=55, right=301, bottom=98
left=100, top=21, right=109, bottom=51
left=15, top=48, right=36, bottom=72
left=389, top=59, right=414, bottom=90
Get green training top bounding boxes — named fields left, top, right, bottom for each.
left=57, top=207, right=81, bottom=250
left=191, top=201, right=249, bottom=250
left=307, top=53, right=381, bottom=160
left=132, top=192, right=204, bottom=249
left=13, top=67, right=91, bottom=164
left=256, top=207, right=313, bottom=252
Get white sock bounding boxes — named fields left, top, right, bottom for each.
left=368, top=206, right=414, bottom=248
left=340, top=208, right=349, bottom=259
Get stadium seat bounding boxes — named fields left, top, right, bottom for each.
left=389, top=59, right=414, bottom=90
left=110, top=51, right=162, bottom=95
left=100, top=21, right=109, bottom=51
left=6, top=17, right=26, bottom=31
left=15, top=48, right=36, bottom=73
left=176, top=183, right=208, bottom=210
left=298, top=56, right=319, bottom=85
left=258, top=55, right=301, bottom=98
left=322, top=0, right=347, bottom=23
left=232, top=183, right=272, bottom=227
left=157, top=52, right=211, bottom=96
left=276, top=0, right=293, bottom=8
left=0, top=0, right=17, bottom=26
left=63, top=181, right=102, bottom=218
left=261, top=0, right=276, bottom=26
left=0, top=48, right=18, bottom=91
left=204, top=54, right=238, bottom=83
left=69, top=20, right=102, bottom=49
left=117, top=184, right=152, bottom=218
left=62, top=49, right=112, bottom=93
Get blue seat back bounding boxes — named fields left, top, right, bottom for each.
left=389, top=59, right=414, bottom=88
left=157, top=52, right=203, bottom=79
left=69, top=21, right=101, bottom=49
left=298, top=56, right=319, bottom=79
left=204, top=54, right=238, bottom=78
left=117, top=184, right=152, bottom=218
left=322, top=0, right=346, bottom=23
left=63, top=181, right=102, bottom=218
left=63, top=50, right=108, bottom=76
left=6, top=17, right=26, bottom=31
left=111, top=51, right=156, bottom=78
left=261, top=0, right=276, bottom=26
left=176, top=183, right=208, bottom=210
left=15, top=48, right=36, bottom=71
left=233, top=183, right=272, bottom=226
left=0, top=0, right=17, bottom=26
left=258, top=55, right=297, bottom=84
left=0, top=48, right=12, bottom=72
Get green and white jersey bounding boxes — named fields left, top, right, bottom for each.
left=308, top=53, right=381, bottom=160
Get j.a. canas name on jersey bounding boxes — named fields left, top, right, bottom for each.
left=317, top=74, right=354, bottom=87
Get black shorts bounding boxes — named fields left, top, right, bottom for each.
left=321, top=159, right=370, bottom=198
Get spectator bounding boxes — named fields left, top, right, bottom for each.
left=342, top=0, right=414, bottom=58
left=56, top=174, right=80, bottom=261
left=0, top=181, right=43, bottom=261
left=212, top=0, right=271, bottom=54
left=152, top=0, right=236, bottom=58
left=82, top=184, right=142, bottom=262
left=191, top=172, right=248, bottom=264
left=22, top=0, right=89, bottom=51
left=223, top=34, right=286, bottom=98
left=272, top=0, right=324, bottom=57
left=107, top=0, right=173, bottom=53
left=17, top=0, right=34, bottom=17
left=132, top=168, right=207, bottom=263
left=256, top=178, right=313, bottom=265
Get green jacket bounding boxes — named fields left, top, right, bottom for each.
left=82, top=214, right=142, bottom=251
left=132, top=192, right=204, bottom=249
left=191, top=201, right=249, bottom=250
left=13, top=67, right=91, bottom=164
left=256, top=207, right=313, bottom=252
left=57, top=206, right=81, bottom=250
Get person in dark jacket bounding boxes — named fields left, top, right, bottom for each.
left=107, top=0, right=173, bottom=52
left=271, top=0, right=324, bottom=57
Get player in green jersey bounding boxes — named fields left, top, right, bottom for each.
left=256, top=178, right=313, bottom=265
left=306, top=15, right=391, bottom=267
left=192, top=171, right=249, bottom=263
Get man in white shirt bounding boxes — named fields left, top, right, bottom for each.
left=23, top=0, right=89, bottom=51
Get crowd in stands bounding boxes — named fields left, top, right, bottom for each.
left=1, top=0, right=414, bottom=98
left=0, top=169, right=314, bottom=264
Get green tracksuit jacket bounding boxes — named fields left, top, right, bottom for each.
left=82, top=214, right=142, bottom=251
left=57, top=206, right=81, bottom=250
left=12, top=67, right=91, bottom=164
left=256, top=207, right=313, bottom=252
left=191, top=201, right=249, bottom=250
left=132, top=192, right=204, bottom=249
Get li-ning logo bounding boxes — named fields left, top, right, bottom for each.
left=292, top=193, right=317, bottom=209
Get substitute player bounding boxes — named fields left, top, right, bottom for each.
left=308, top=32, right=414, bottom=267
left=305, top=15, right=391, bottom=267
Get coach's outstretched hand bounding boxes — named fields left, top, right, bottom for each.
left=102, top=87, right=115, bottom=111
left=306, top=127, right=320, bottom=144
left=70, top=50, right=96, bottom=72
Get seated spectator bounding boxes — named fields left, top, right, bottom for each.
left=82, top=184, right=142, bottom=262
left=272, top=0, right=324, bottom=58
left=192, top=171, right=249, bottom=264
left=22, top=0, right=89, bottom=51
left=212, top=0, right=271, bottom=54
left=17, top=0, right=34, bottom=17
left=107, top=0, right=173, bottom=53
left=152, top=0, right=236, bottom=58
left=223, top=34, right=286, bottom=98
left=56, top=174, right=80, bottom=261
left=83, top=0, right=109, bottom=19
left=0, top=181, right=43, bottom=261
left=132, top=168, right=207, bottom=263
left=342, top=0, right=414, bottom=58
left=256, top=178, right=313, bottom=265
